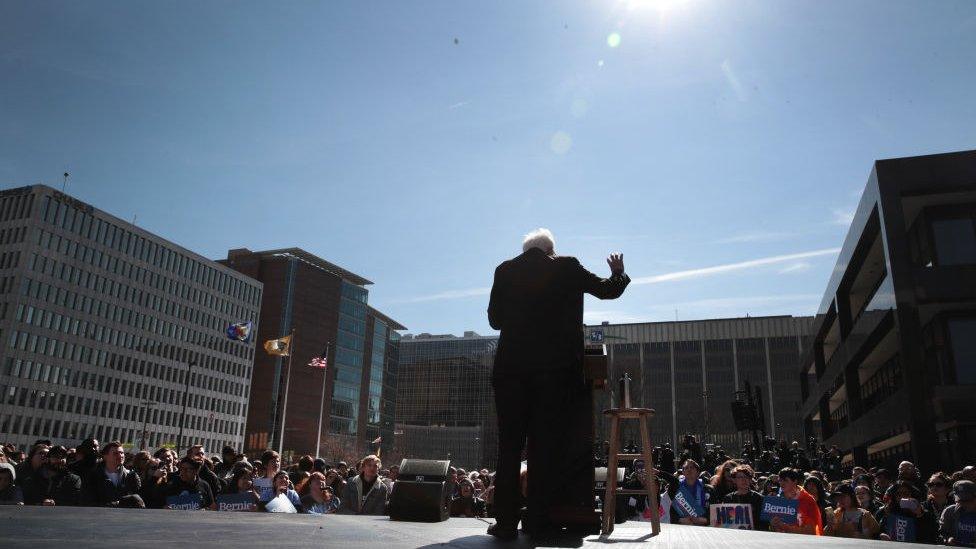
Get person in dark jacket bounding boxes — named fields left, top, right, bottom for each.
left=877, top=481, right=938, bottom=544
left=15, top=442, right=50, bottom=485
left=450, top=479, right=487, bottom=518
left=21, top=446, right=81, bottom=506
left=185, top=445, right=224, bottom=497
left=161, top=458, right=214, bottom=510
left=69, top=438, right=99, bottom=479
left=82, top=441, right=143, bottom=508
left=487, top=228, right=629, bottom=540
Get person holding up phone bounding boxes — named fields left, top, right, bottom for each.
left=877, top=481, right=938, bottom=543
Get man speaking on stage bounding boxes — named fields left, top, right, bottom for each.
left=487, top=228, right=630, bottom=540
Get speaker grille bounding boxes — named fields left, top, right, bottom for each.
left=398, top=459, right=450, bottom=481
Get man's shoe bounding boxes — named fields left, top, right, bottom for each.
left=487, top=523, right=518, bottom=541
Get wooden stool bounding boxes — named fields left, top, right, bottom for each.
left=601, top=407, right=661, bottom=536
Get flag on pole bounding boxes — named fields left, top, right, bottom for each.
left=308, top=342, right=330, bottom=369
left=226, top=321, right=253, bottom=342
left=264, top=334, right=293, bottom=356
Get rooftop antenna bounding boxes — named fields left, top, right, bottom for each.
left=62, top=171, right=70, bottom=193
left=132, top=214, right=138, bottom=225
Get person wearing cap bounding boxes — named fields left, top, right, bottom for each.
left=824, top=483, right=880, bottom=539
left=69, top=438, right=99, bottom=478
left=214, top=446, right=239, bottom=481
left=875, top=469, right=894, bottom=498
left=877, top=480, right=939, bottom=543
left=0, top=462, right=24, bottom=505
left=939, top=480, right=976, bottom=546
left=21, top=445, right=82, bottom=506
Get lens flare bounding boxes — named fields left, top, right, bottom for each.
left=550, top=132, right=572, bottom=155
left=606, top=32, right=622, bottom=48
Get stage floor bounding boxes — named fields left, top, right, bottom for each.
left=0, top=507, right=933, bottom=548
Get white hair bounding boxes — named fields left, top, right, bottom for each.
left=522, top=228, right=555, bottom=253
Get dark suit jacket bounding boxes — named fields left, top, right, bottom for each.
left=488, top=247, right=630, bottom=375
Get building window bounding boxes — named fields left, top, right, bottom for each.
left=931, top=217, right=976, bottom=266
left=947, top=317, right=976, bottom=385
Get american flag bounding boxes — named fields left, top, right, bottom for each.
left=308, top=341, right=330, bottom=369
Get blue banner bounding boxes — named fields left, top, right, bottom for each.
left=216, top=492, right=257, bottom=512
left=166, top=492, right=203, bottom=510
left=886, top=514, right=917, bottom=543
left=671, top=483, right=704, bottom=518
left=759, top=496, right=798, bottom=525
left=957, top=512, right=976, bottom=546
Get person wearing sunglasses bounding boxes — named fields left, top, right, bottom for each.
left=923, top=473, right=952, bottom=520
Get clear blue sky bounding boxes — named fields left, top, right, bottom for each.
left=2, top=1, right=974, bottom=335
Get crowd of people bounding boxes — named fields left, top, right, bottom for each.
left=0, top=438, right=491, bottom=518
left=1, top=435, right=975, bottom=546
left=598, top=434, right=976, bottom=545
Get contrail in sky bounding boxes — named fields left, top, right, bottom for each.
left=393, top=248, right=841, bottom=304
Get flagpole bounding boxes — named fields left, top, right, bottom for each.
left=277, top=329, right=295, bottom=456
left=315, top=341, right=332, bottom=459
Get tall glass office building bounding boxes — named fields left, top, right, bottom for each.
left=0, top=185, right=262, bottom=452
left=220, top=248, right=403, bottom=461
left=586, top=316, right=814, bottom=452
left=394, top=332, right=498, bottom=470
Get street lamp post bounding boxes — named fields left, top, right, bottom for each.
left=177, top=361, right=195, bottom=456
left=140, top=400, right=158, bottom=450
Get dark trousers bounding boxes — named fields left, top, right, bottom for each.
left=492, top=370, right=584, bottom=529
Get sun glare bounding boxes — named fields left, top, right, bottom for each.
left=624, top=0, right=692, bottom=12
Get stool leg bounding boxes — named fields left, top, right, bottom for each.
left=639, top=415, right=661, bottom=536
left=603, top=416, right=620, bottom=535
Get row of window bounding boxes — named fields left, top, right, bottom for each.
left=0, top=224, right=28, bottom=246
left=18, top=275, right=251, bottom=382
left=0, top=250, right=20, bottom=270
left=0, top=191, right=34, bottom=222
left=40, top=194, right=260, bottom=307
left=5, top=328, right=246, bottom=414
left=34, top=230, right=257, bottom=357
left=0, top=385, right=242, bottom=437
left=0, top=411, right=239, bottom=453
left=3, top=354, right=243, bottom=417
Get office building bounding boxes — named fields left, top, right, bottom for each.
left=585, top=316, right=815, bottom=453
left=219, top=248, right=403, bottom=461
left=0, top=185, right=262, bottom=452
left=798, top=150, right=976, bottom=473
left=394, top=332, right=498, bottom=470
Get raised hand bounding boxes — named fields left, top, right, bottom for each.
left=607, top=253, right=624, bottom=276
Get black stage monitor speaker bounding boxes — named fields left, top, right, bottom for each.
left=389, top=459, right=451, bottom=522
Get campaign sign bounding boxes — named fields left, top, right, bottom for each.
left=253, top=477, right=275, bottom=502
left=759, top=496, right=798, bottom=525
left=710, top=503, right=754, bottom=530
left=957, top=513, right=976, bottom=546
left=671, top=484, right=704, bottom=518
left=590, top=330, right=604, bottom=343
left=216, top=492, right=257, bottom=512
left=886, top=514, right=917, bottom=543
left=166, top=492, right=203, bottom=510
